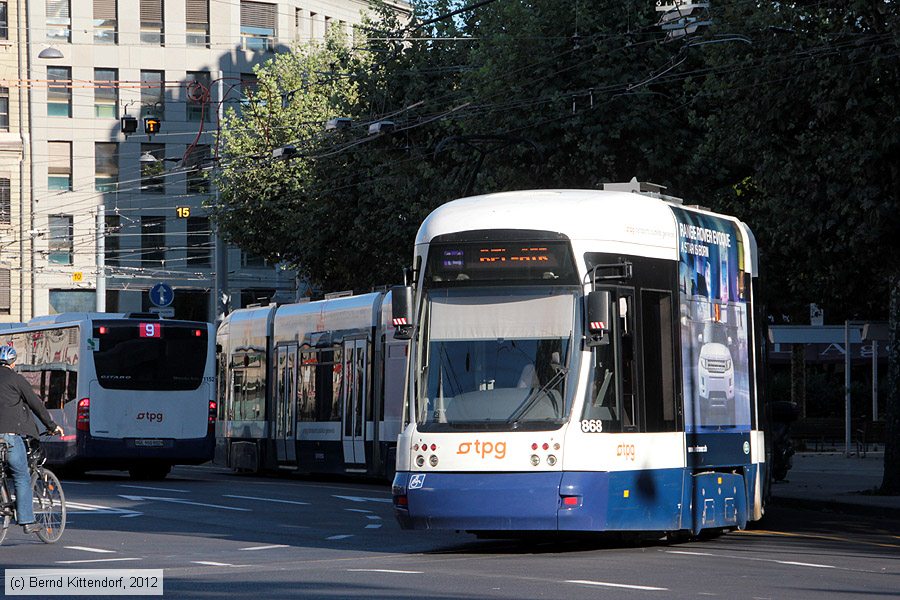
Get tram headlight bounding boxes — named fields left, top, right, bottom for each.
left=547, top=455, right=557, bottom=466
left=530, top=454, right=540, bottom=466
left=415, top=455, right=425, bottom=467
left=429, top=455, right=439, bottom=467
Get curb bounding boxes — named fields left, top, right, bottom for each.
left=770, top=495, right=900, bottom=519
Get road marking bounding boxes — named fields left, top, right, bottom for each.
left=667, top=548, right=837, bottom=570
left=119, top=494, right=251, bottom=512
left=567, top=580, right=668, bottom=591
left=366, top=515, right=382, bottom=520
left=121, top=484, right=190, bottom=493
left=239, top=544, right=290, bottom=551
left=347, top=569, right=423, bottom=574
left=56, top=558, right=143, bottom=565
left=777, top=561, right=835, bottom=569
left=345, top=509, right=373, bottom=514
left=224, top=494, right=310, bottom=506
left=192, top=561, right=252, bottom=568
left=327, top=535, right=354, bottom=540
left=59, top=480, right=90, bottom=485
left=333, top=494, right=392, bottom=504
left=66, top=501, right=142, bottom=517
left=64, top=546, right=116, bottom=554
left=365, top=524, right=383, bottom=529
left=737, top=529, right=900, bottom=550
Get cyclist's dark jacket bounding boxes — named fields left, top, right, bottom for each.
left=0, top=366, right=58, bottom=437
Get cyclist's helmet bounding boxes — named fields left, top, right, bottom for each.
left=0, top=345, right=17, bottom=365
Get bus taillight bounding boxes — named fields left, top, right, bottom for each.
left=76, top=398, right=90, bottom=432
left=208, top=401, right=217, bottom=433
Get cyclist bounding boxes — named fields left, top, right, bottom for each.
left=0, top=345, right=64, bottom=534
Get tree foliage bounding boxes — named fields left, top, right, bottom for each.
left=214, top=0, right=898, bottom=491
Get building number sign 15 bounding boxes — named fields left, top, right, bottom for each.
left=176, top=207, right=191, bottom=218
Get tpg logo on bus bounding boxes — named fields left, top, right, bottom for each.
left=137, top=412, right=164, bottom=423
left=457, top=440, right=507, bottom=460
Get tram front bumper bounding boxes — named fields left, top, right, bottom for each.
left=392, top=471, right=564, bottom=531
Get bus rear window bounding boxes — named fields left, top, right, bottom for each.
left=92, top=321, right=208, bottom=390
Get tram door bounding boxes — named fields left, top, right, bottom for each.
left=341, top=338, right=368, bottom=468
left=275, top=345, right=297, bottom=463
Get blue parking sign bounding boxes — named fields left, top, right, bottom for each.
left=149, top=282, right=174, bottom=307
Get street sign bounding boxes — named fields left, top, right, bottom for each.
left=149, top=282, right=174, bottom=307
left=149, top=307, right=175, bottom=318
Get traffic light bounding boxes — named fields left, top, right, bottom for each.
left=144, top=116, right=162, bottom=136
left=120, top=115, right=138, bottom=135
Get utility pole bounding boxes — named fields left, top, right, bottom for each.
left=95, top=206, right=106, bottom=311
left=213, top=71, right=229, bottom=323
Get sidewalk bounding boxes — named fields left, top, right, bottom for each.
left=769, top=451, right=899, bottom=517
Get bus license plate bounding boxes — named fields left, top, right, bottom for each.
left=135, top=439, right=164, bottom=447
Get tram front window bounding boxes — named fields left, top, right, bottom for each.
left=418, top=288, right=576, bottom=431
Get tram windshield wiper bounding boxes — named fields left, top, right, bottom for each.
left=506, top=367, right=568, bottom=425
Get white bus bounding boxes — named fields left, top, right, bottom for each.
left=390, top=185, right=769, bottom=538
left=215, top=291, right=407, bottom=479
left=0, top=313, right=216, bottom=479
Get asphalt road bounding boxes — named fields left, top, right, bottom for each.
left=1, top=465, right=897, bottom=599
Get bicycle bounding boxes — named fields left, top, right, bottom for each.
left=0, top=432, right=66, bottom=544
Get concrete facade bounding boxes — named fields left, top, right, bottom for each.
left=2, top=0, right=408, bottom=322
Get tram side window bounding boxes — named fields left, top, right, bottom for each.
left=311, top=348, right=342, bottom=422
left=298, top=351, right=317, bottom=421
left=582, top=292, right=637, bottom=432
left=619, top=295, right=638, bottom=432
left=230, top=370, right=244, bottom=420
left=641, top=290, right=678, bottom=432
left=582, top=335, right=618, bottom=431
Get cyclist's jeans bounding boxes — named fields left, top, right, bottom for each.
left=1, top=434, right=34, bottom=524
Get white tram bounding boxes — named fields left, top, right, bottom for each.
left=390, top=185, right=768, bottom=536
left=215, top=291, right=407, bottom=478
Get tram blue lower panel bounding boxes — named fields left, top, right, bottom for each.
left=399, top=472, right=564, bottom=531
left=559, top=469, right=685, bottom=532
left=395, top=469, right=687, bottom=532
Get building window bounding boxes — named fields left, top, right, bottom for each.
left=93, top=0, right=117, bottom=44
left=0, top=268, right=9, bottom=315
left=0, top=178, right=10, bottom=224
left=94, top=68, right=118, bottom=119
left=141, top=215, right=165, bottom=267
left=241, top=1, right=276, bottom=51
left=47, top=0, right=71, bottom=43
left=185, top=71, right=210, bottom=122
left=48, top=141, right=72, bottom=191
left=0, top=3, right=8, bottom=40
left=48, top=215, right=73, bottom=265
left=47, top=67, right=71, bottom=117
left=186, top=0, right=209, bottom=47
left=185, top=144, right=210, bottom=193
left=140, top=143, right=166, bottom=194
left=140, top=0, right=164, bottom=45
left=49, top=290, right=94, bottom=313
left=95, top=142, right=118, bottom=192
left=105, top=214, right=120, bottom=266
left=0, top=87, right=8, bottom=131
left=140, top=70, right=165, bottom=120
left=186, top=216, right=211, bottom=266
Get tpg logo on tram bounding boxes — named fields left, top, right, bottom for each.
left=457, top=440, right=507, bottom=459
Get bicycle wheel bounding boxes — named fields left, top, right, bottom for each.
left=31, top=468, right=65, bottom=543
left=0, top=483, right=11, bottom=545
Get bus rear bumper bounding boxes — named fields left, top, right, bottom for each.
left=45, top=433, right=215, bottom=469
